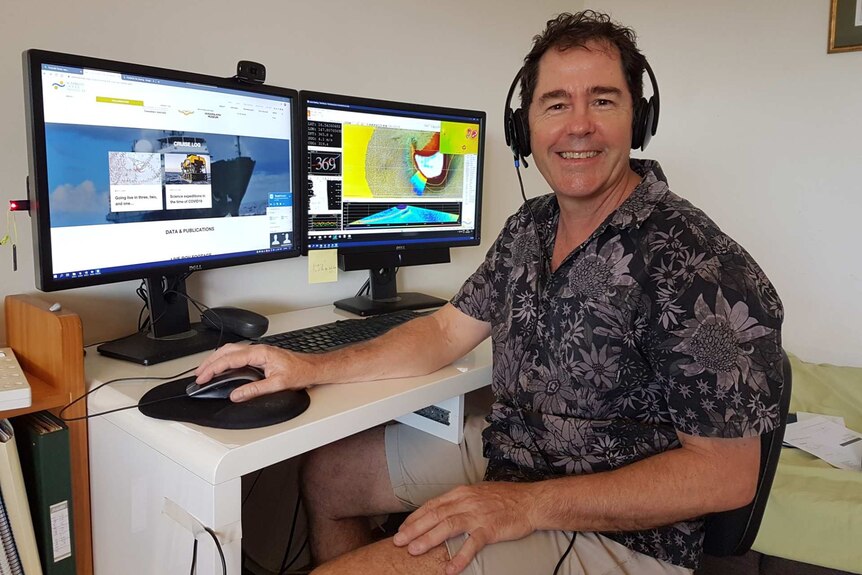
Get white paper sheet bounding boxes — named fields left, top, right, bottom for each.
left=783, top=415, right=862, bottom=471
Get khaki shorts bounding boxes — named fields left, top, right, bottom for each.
left=385, top=416, right=693, bottom=575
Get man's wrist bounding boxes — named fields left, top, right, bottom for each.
left=524, top=480, right=555, bottom=532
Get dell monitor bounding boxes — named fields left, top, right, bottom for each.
left=301, top=91, right=485, bottom=316
left=22, top=49, right=301, bottom=365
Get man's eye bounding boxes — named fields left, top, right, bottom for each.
left=547, top=103, right=565, bottom=111
left=595, top=99, right=614, bottom=107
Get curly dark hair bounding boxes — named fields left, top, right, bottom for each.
left=520, top=10, right=647, bottom=112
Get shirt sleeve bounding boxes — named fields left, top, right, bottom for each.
left=450, top=236, right=501, bottom=323
left=643, top=227, right=785, bottom=440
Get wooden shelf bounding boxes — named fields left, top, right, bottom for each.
left=0, top=372, right=68, bottom=419
left=3, top=294, right=93, bottom=575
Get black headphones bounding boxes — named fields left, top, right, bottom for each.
left=503, top=59, right=660, bottom=166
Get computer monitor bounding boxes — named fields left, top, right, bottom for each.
left=22, top=49, right=301, bottom=365
left=301, top=91, right=485, bottom=316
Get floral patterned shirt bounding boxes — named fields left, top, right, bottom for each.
left=450, top=160, right=784, bottom=569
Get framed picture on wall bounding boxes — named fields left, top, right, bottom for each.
left=828, top=0, right=862, bottom=53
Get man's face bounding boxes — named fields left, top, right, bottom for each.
left=527, top=41, right=635, bottom=203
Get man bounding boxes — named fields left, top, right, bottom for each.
left=196, top=11, right=784, bottom=575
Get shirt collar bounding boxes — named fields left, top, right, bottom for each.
left=531, top=158, right=670, bottom=251
left=607, top=159, right=670, bottom=230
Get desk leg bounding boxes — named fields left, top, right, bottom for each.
left=89, top=417, right=241, bottom=574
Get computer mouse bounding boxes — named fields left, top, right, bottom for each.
left=185, top=366, right=265, bottom=399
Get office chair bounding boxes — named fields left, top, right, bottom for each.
left=701, top=349, right=792, bottom=557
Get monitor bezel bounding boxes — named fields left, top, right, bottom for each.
left=299, top=90, right=485, bottom=257
left=23, top=48, right=302, bottom=292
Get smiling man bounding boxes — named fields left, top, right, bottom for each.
left=195, top=11, right=785, bottom=575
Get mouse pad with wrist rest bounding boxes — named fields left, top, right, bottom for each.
left=138, top=375, right=310, bottom=429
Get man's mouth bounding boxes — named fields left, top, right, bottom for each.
left=559, top=151, right=600, bottom=159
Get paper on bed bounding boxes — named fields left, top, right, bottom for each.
left=783, top=415, right=862, bottom=471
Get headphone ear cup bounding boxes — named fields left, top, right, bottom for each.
left=640, top=97, right=657, bottom=150
left=513, top=108, right=531, bottom=158
left=631, top=98, right=647, bottom=150
left=504, top=106, right=519, bottom=156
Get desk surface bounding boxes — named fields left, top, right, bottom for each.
left=85, top=306, right=492, bottom=485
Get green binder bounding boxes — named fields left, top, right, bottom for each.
left=11, top=412, right=75, bottom=575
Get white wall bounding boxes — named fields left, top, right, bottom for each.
left=3, top=1, right=859, bottom=368
left=0, top=0, right=570, bottom=346
left=592, top=0, right=862, bottom=367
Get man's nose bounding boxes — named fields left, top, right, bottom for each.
left=563, top=106, right=596, bottom=137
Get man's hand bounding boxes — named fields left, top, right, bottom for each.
left=194, top=343, right=315, bottom=402
left=392, top=482, right=538, bottom=575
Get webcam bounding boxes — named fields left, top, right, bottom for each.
left=236, top=60, right=266, bottom=84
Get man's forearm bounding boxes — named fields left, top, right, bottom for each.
left=307, top=304, right=489, bottom=386
left=525, top=435, right=759, bottom=533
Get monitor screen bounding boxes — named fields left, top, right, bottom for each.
left=301, top=91, right=485, bottom=315
left=23, top=49, right=301, bottom=364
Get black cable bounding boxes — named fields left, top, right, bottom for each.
left=508, top=160, right=553, bottom=471
left=187, top=525, right=226, bottom=575
left=60, top=392, right=190, bottom=421
left=513, top=159, right=574, bottom=574
left=162, top=285, right=229, bottom=349
left=552, top=532, right=577, bottom=575
left=515, top=162, right=546, bottom=291
left=189, top=537, right=198, bottom=575
left=280, top=536, right=308, bottom=574
left=277, top=490, right=303, bottom=574
left=137, top=273, right=195, bottom=335
left=57, top=367, right=196, bottom=422
left=242, top=469, right=264, bottom=506
left=204, top=526, right=228, bottom=575
left=355, top=277, right=370, bottom=297
left=137, top=280, right=149, bottom=332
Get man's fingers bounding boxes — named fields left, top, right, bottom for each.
left=405, top=513, right=472, bottom=556
left=194, top=344, right=260, bottom=383
left=395, top=499, right=451, bottom=547
left=446, top=529, right=487, bottom=575
left=229, top=377, right=283, bottom=402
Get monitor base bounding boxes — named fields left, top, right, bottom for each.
left=334, top=292, right=446, bottom=317
left=97, top=322, right=243, bottom=366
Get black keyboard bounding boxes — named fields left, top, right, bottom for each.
left=257, top=309, right=427, bottom=353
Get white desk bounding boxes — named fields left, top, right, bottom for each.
left=85, top=306, right=492, bottom=574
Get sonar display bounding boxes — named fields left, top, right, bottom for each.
left=349, top=204, right=459, bottom=227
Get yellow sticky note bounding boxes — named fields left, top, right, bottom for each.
left=308, top=249, right=338, bottom=283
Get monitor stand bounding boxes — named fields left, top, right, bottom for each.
left=97, top=275, right=242, bottom=366
left=334, top=267, right=446, bottom=317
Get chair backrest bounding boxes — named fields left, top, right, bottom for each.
left=702, top=349, right=792, bottom=557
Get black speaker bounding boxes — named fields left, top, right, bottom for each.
left=503, top=58, right=660, bottom=163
